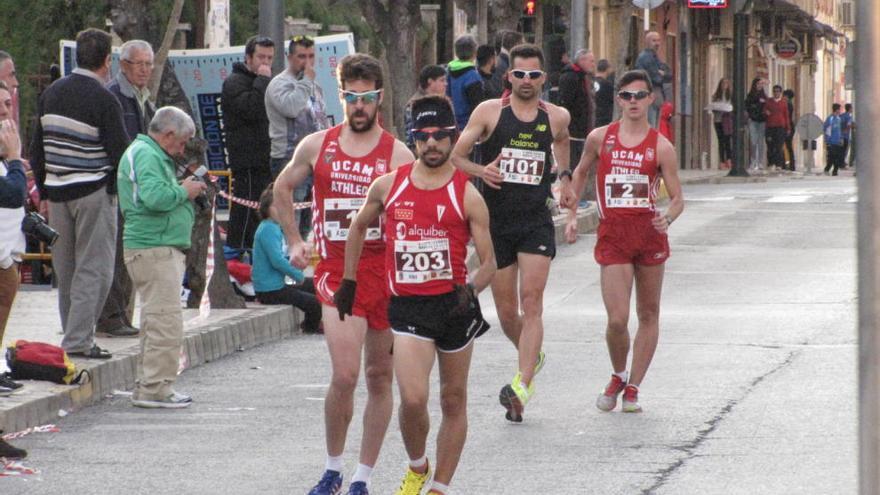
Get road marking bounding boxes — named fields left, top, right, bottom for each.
left=686, top=196, right=736, bottom=202
left=766, top=195, right=811, bottom=203
left=848, top=196, right=858, bottom=203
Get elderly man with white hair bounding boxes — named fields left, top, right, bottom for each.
left=117, top=106, right=206, bottom=409
left=98, top=39, right=158, bottom=339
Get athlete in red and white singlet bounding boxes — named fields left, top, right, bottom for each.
left=566, top=70, right=683, bottom=415
left=340, top=95, right=495, bottom=494
left=382, top=162, right=470, bottom=297
left=595, top=120, right=663, bottom=221
left=272, top=54, right=415, bottom=493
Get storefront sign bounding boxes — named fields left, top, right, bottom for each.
left=688, top=0, right=728, bottom=7
left=774, top=38, right=801, bottom=60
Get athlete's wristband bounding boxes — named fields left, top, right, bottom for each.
left=559, top=169, right=573, bottom=181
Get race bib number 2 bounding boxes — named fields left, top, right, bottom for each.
left=323, top=198, right=381, bottom=241
left=394, top=238, right=452, bottom=284
left=499, top=147, right=546, bottom=186
left=604, top=174, right=650, bottom=208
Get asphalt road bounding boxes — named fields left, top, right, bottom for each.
left=2, top=174, right=857, bottom=495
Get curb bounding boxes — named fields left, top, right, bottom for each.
left=1, top=305, right=299, bottom=433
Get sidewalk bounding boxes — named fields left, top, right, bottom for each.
left=1, top=289, right=299, bottom=433
left=0, top=167, right=735, bottom=435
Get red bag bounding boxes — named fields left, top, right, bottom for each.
left=5, top=340, right=88, bottom=385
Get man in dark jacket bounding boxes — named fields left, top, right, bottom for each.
left=220, top=35, right=274, bottom=250
left=447, top=35, right=484, bottom=130
left=477, top=44, right=501, bottom=99
left=492, top=30, right=524, bottom=96
left=558, top=49, right=596, bottom=172
left=594, top=59, right=615, bottom=127
left=634, top=31, right=666, bottom=127
left=98, top=39, right=157, bottom=338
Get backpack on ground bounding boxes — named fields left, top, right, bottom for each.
left=5, top=340, right=89, bottom=385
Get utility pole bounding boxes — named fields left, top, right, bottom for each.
left=858, top=2, right=880, bottom=494
left=728, top=10, right=750, bottom=177
left=570, top=0, right=586, bottom=53
left=258, top=0, right=285, bottom=75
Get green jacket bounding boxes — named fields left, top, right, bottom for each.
left=117, top=134, right=194, bottom=250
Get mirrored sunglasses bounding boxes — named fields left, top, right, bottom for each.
left=341, top=90, right=382, bottom=104
left=510, top=69, right=544, bottom=80
left=617, top=90, right=651, bottom=101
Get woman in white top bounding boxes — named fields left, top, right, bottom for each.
left=707, top=78, right=734, bottom=169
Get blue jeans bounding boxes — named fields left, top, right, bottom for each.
left=748, top=120, right=766, bottom=168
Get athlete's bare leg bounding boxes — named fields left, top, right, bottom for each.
left=393, top=334, right=436, bottom=470
left=490, top=263, right=522, bottom=347
left=600, top=264, right=635, bottom=374
left=321, top=306, right=368, bottom=459
left=629, top=263, right=664, bottom=386
left=516, top=253, right=551, bottom=386
left=359, top=325, right=394, bottom=467
left=433, top=343, right=474, bottom=485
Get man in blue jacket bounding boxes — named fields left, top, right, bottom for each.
left=447, top=35, right=484, bottom=131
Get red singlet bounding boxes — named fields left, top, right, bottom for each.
left=595, top=121, right=662, bottom=221
left=312, top=124, right=396, bottom=261
left=383, top=163, right=470, bottom=297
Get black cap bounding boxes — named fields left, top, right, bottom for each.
left=412, top=96, right=456, bottom=129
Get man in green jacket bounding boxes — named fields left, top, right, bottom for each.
left=117, top=106, right=206, bottom=409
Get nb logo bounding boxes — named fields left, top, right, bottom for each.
left=535, top=124, right=547, bottom=132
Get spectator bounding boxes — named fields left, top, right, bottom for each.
left=783, top=89, right=796, bottom=171
left=634, top=31, right=667, bottom=127
left=823, top=103, right=845, bottom=176
left=764, top=84, right=790, bottom=172
left=98, top=39, right=158, bottom=339
left=594, top=58, right=615, bottom=127
left=493, top=30, right=524, bottom=95
left=745, top=77, right=768, bottom=171
left=447, top=35, right=483, bottom=131
left=477, top=44, right=501, bottom=99
left=0, top=51, right=18, bottom=126
left=221, top=35, right=274, bottom=250
left=252, top=185, right=321, bottom=334
left=707, top=78, right=733, bottom=170
left=265, top=35, right=328, bottom=239
left=558, top=48, right=596, bottom=172
left=841, top=102, right=854, bottom=169
left=0, top=82, right=27, bottom=459
left=404, top=64, right=447, bottom=150
left=117, top=107, right=206, bottom=408
left=30, top=28, right=129, bottom=360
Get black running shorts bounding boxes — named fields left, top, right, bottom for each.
left=491, top=220, right=556, bottom=270
left=388, top=291, right=490, bottom=353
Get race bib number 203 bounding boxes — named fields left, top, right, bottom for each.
left=394, top=238, right=452, bottom=284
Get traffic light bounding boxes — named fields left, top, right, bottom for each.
left=525, top=0, right=536, bottom=16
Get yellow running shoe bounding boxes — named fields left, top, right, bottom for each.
left=394, top=462, right=431, bottom=495
left=534, top=351, right=546, bottom=376
left=499, top=372, right=535, bottom=423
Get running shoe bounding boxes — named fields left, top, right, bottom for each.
left=346, top=481, right=369, bottom=495
left=394, top=462, right=431, bottom=495
left=621, top=384, right=642, bottom=413
left=499, top=372, right=534, bottom=423
left=534, top=351, right=546, bottom=376
left=308, top=470, right=343, bottom=495
left=596, top=374, right=627, bottom=412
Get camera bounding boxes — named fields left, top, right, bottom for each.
left=192, top=165, right=209, bottom=210
left=21, top=212, right=59, bottom=246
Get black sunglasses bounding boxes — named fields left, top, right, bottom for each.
left=510, top=69, right=544, bottom=80
left=617, top=90, right=651, bottom=101
left=413, top=128, right=456, bottom=142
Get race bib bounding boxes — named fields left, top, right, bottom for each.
left=394, top=238, right=452, bottom=284
left=323, top=198, right=381, bottom=241
left=604, top=174, right=650, bottom=208
left=499, top=147, right=546, bottom=186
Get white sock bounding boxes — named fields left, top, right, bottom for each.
left=351, top=463, right=373, bottom=484
left=429, top=480, right=450, bottom=494
left=409, top=455, right=428, bottom=471
left=326, top=455, right=344, bottom=473
left=614, top=370, right=629, bottom=383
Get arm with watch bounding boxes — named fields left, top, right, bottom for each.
left=651, top=135, right=684, bottom=234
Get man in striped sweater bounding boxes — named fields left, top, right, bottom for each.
left=30, top=28, right=129, bottom=359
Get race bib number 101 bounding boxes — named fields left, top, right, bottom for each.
left=394, top=238, right=452, bottom=284
left=323, top=198, right=382, bottom=241
left=605, top=174, right=650, bottom=208
left=499, top=147, right=546, bottom=186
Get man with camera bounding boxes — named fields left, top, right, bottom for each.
left=117, top=106, right=205, bottom=408
left=0, top=80, right=28, bottom=458
left=30, top=29, right=130, bottom=359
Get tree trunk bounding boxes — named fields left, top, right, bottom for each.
left=488, top=0, right=523, bottom=44
left=150, top=0, right=186, bottom=97
left=360, top=1, right=422, bottom=140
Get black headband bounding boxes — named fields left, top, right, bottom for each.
left=412, top=99, right=455, bottom=129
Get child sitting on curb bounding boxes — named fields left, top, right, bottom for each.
left=252, top=184, right=322, bottom=333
